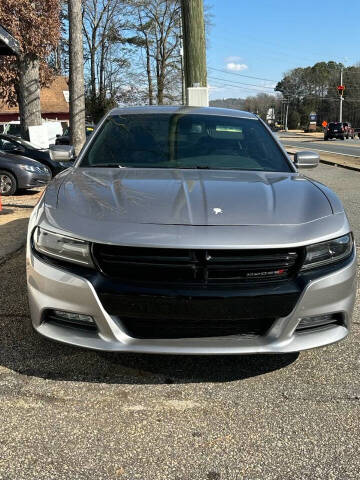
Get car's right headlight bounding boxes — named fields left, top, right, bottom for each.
left=32, top=227, right=94, bottom=267
left=301, top=234, right=353, bottom=271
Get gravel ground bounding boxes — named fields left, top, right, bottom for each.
left=0, top=164, right=359, bottom=479
left=0, top=189, right=43, bottom=261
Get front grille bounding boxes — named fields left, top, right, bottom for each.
left=118, top=316, right=275, bottom=339
left=92, top=245, right=302, bottom=285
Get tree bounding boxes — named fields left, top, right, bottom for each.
left=0, top=0, right=60, bottom=139
left=69, top=0, right=86, bottom=154
left=82, top=0, right=142, bottom=121
left=243, top=93, right=281, bottom=122
left=133, top=0, right=182, bottom=105
left=274, top=61, right=360, bottom=127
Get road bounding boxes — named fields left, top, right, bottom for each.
left=278, top=133, right=360, bottom=157
left=0, top=163, right=359, bottom=479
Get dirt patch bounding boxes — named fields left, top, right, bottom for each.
left=0, top=189, right=42, bottom=261
left=0, top=210, right=31, bottom=261
left=1, top=187, right=44, bottom=209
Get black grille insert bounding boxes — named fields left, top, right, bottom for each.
left=92, top=244, right=302, bottom=285
left=119, top=316, right=275, bottom=339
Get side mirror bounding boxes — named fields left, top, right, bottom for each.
left=49, top=145, right=75, bottom=162
left=294, top=151, right=319, bottom=169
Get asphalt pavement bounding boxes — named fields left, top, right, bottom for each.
left=278, top=133, right=360, bottom=157
left=0, top=163, right=359, bottom=479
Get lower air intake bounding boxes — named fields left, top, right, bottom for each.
left=118, top=316, right=275, bottom=339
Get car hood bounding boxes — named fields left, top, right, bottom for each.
left=50, top=168, right=333, bottom=228
left=0, top=150, right=45, bottom=166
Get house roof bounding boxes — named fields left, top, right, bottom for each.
left=0, top=25, right=20, bottom=56
left=0, top=76, right=70, bottom=115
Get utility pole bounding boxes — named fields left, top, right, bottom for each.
left=339, top=68, right=344, bottom=123
left=284, top=100, right=289, bottom=131
left=68, top=0, right=86, bottom=155
left=181, top=0, right=208, bottom=106
left=179, top=24, right=185, bottom=105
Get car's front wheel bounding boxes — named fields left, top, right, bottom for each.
left=0, top=170, right=17, bottom=196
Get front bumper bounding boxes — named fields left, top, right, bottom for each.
left=18, top=170, right=51, bottom=189
left=26, top=244, right=357, bottom=354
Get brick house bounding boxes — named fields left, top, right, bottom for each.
left=0, top=75, right=70, bottom=124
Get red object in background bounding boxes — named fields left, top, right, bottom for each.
left=322, top=121, right=328, bottom=128
left=337, top=85, right=345, bottom=91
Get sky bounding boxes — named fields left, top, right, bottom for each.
left=207, top=0, right=360, bottom=100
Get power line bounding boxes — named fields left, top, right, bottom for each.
left=208, top=75, right=276, bottom=91
left=209, top=77, right=360, bottom=100
left=208, top=67, right=278, bottom=83
left=210, top=79, right=360, bottom=102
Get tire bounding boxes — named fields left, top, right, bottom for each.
left=0, top=170, right=17, bottom=196
left=341, top=136, right=345, bottom=140
left=324, top=136, right=328, bottom=141
left=346, top=135, right=349, bottom=139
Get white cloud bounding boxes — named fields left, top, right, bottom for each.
left=226, top=62, right=248, bottom=72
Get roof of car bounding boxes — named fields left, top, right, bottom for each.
left=109, top=105, right=258, bottom=119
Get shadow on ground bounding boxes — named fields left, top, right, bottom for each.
left=0, top=250, right=299, bottom=385
left=0, top=208, right=14, bottom=215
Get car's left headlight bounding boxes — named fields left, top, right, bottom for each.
left=20, top=165, right=49, bottom=174
left=301, top=234, right=353, bottom=271
left=33, top=227, right=94, bottom=267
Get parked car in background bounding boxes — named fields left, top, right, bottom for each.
left=55, top=125, right=95, bottom=145
left=324, top=122, right=355, bottom=140
left=27, top=106, right=356, bottom=354
left=0, top=134, right=72, bottom=176
left=0, top=150, right=51, bottom=195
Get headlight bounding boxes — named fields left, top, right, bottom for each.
left=20, top=165, right=48, bottom=174
left=33, top=227, right=94, bottom=267
left=301, top=234, right=353, bottom=271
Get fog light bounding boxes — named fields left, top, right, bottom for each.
left=296, top=314, right=341, bottom=331
left=52, top=310, right=95, bottom=326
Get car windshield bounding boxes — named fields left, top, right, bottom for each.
left=80, top=113, right=292, bottom=172
left=14, top=137, right=37, bottom=149
left=63, top=126, right=93, bottom=137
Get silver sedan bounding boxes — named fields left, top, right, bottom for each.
left=26, top=106, right=357, bottom=354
